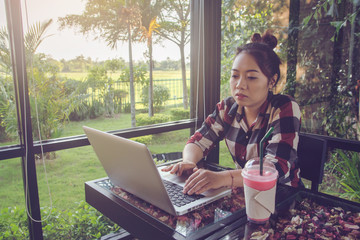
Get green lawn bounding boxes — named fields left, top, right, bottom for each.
left=0, top=114, right=234, bottom=211
left=59, top=70, right=190, bottom=81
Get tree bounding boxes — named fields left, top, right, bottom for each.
left=0, top=26, right=13, bottom=140
left=297, top=0, right=360, bottom=138
left=58, top=0, right=141, bottom=127
left=30, top=54, right=80, bottom=143
left=137, top=0, right=164, bottom=117
left=157, top=0, right=190, bottom=109
left=0, top=27, right=12, bottom=73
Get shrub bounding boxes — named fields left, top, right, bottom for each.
left=135, top=113, right=171, bottom=126
left=170, top=108, right=190, bottom=120
left=0, top=206, right=28, bottom=239
left=141, top=85, right=170, bottom=108
left=69, top=102, right=90, bottom=121
left=0, top=201, right=120, bottom=240
left=89, top=100, right=105, bottom=119
left=131, top=135, right=152, bottom=145
left=113, top=89, right=128, bottom=114
left=330, top=150, right=360, bottom=203
left=123, top=103, right=131, bottom=113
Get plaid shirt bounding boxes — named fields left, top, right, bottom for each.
left=188, top=92, right=302, bottom=187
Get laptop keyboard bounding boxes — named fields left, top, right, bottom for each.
left=163, top=180, right=205, bottom=207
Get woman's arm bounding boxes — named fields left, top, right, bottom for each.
left=182, top=143, right=204, bottom=165
left=161, top=143, right=203, bottom=176
left=265, top=97, right=301, bottom=186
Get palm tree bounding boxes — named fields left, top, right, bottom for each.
left=0, top=27, right=12, bottom=73
left=137, top=0, right=164, bottom=117
left=140, top=16, right=160, bottom=116
left=0, top=19, right=53, bottom=72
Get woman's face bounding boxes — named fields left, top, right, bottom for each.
left=230, top=52, right=274, bottom=110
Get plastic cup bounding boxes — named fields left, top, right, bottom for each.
left=241, top=157, right=278, bottom=224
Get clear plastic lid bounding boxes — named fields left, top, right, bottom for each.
left=242, top=157, right=278, bottom=181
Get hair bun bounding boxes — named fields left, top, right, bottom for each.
left=262, top=31, right=277, bottom=49
left=251, top=31, right=278, bottom=49
left=251, top=33, right=262, bottom=43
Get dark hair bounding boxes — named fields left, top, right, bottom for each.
left=236, top=30, right=281, bottom=87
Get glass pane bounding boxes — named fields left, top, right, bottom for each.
left=147, top=129, right=189, bottom=157
left=0, top=158, right=27, bottom=238
left=221, top=1, right=360, bottom=141
left=219, top=1, right=360, bottom=202
left=219, top=0, right=290, bottom=167
left=0, top=3, right=27, bottom=238
left=295, top=1, right=360, bottom=140
left=37, top=130, right=186, bottom=238
left=18, top=0, right=191, bottom=142
left=37, top=146, right=106, bottom=208
left=220, top=0, right=289, bottom=100
left=0, top=0, right=19, bottom=146
left=0, top=158, right=25, bottom=207
left=36, top=147, right=118, bottom=238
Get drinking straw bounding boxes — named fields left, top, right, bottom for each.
left=259, top=127, right=274, bottom=176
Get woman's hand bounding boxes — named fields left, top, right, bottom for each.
left=161, top=161, right=197, bottom=176
left=183, top=169, right=229, bottom=195
left=162, top=143, right=203, bottom=176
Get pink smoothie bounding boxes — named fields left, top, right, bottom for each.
left=242, top=167, right=278, bottom=191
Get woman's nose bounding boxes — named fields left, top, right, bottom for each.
left=236, top=77, right=246, bottom=89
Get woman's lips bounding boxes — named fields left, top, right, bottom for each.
left=235, top=93, right=248, bottom=100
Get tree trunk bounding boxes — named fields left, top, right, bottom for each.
left=285, top=0, right=300, bottom=97
left=180, top=41, right=188, bottom=109
left=148, top=37, right=154, bottom=116
left=330, top=1, right=346, bottom=107
left=128, top=23, right=136, bottom=127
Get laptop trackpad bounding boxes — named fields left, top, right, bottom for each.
left=159, top=167, right=188, bottom=186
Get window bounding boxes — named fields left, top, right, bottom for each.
left=1, top=0, right=195, bottom=238
left=220, top=0, right=360, bottom=140
left=219, top=0, right=291, bottom=166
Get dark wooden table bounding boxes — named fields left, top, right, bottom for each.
left=85, top=163, right=360, bottom=240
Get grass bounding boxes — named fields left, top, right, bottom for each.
left=59, top=70, right=190, bottom=81
left=61, top=114, right=132, bottom=137
left=0, top=113, right=234, bottom=212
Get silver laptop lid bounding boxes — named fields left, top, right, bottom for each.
left=83, top=126, right=176, bottom=215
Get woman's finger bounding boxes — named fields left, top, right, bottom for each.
left=161, top=165, right=172, bottom=171
left=187, top=177, right=209, bottom=195
left=183, top=170, right=201, bottom=193
left=169, top=163, right=179, bottom=174
left=171, top=163, right=184, bottom=175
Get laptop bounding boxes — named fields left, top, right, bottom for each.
left=83, top=126, right=232, bottom=216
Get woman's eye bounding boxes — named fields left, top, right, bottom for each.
left=248, top=76, right=257, bottom=80
left=231, top=75, right=239, bottom=78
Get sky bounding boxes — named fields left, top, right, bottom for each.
left=0, top=0, right=189, bottom=62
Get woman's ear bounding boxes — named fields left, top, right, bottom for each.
left=269, top=74, right=277, bottom=89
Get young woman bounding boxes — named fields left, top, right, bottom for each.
left=162, top=31, right=301, bottom=195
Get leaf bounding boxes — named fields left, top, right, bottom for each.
left=302, top=15, right=312, bottom=27
left=349, top=12, right=357, bottom=25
